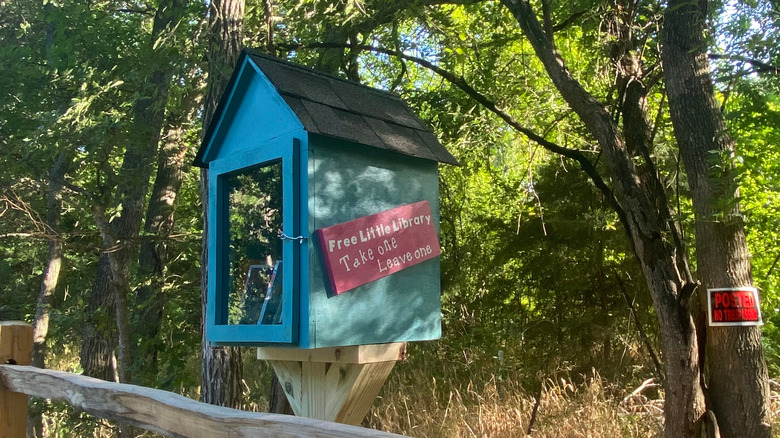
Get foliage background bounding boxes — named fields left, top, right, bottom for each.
left=0, top=0, right=778, bottom=436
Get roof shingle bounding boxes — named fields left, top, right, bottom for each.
left=248, top=51, right=458, bottom=165
left=197, top=49, right=458, bottom=166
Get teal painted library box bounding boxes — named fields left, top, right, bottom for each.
left=194, top=49, right=458, bottom=348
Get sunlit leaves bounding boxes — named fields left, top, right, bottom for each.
left=1, top=0, right=779, bottom=418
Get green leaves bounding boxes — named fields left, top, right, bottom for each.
left=1, top=0, right=779, bottom=426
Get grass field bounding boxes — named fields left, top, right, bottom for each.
left=366, top=366, right=780, bottom=437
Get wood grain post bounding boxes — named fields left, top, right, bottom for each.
left=0, top=321, right=33, bottom=438
left=260, top=343, right=404, bottom=426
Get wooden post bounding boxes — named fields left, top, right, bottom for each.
left=258, top=343, right=405, bottom=426
left=0, top=321, right=33, bottom=438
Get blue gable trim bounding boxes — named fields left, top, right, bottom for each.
left=196, top=55, right=304, bottom=167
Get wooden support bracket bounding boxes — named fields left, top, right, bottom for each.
left=0, top=321, right=33, bottom=438
left=259, top=343, right=405, bottom=425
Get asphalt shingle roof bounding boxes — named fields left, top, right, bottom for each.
left=196, top=49, right=458, bottom=167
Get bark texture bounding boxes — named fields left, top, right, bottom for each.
left=81, top=255, right=119, bottom=382
left=134, top=116, right=188, bottom=385
left=32, top=0, right=71, bottom=387
left=200, top=0, right=245, bottom=408
left=269, top=373, right=294, bottom=414
left=498, top=1, right=706, bottom=435
left=29, top=150, right=72, bottom=438
left=662, top=1, right=771, bottom=436
left=81, top=0, right=186, bottom=385
left=32, top=153, right=71, bottom=367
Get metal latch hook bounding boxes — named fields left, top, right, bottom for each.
left=278, top=232, right=307, bottom=244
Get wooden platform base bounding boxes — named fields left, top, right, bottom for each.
left=258, top=343, right=405, bottom=425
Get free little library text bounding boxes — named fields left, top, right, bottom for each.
left=316, top=201, right=441, bottom=295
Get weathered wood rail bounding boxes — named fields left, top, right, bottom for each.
left=0, top=322, right=406, bottom=438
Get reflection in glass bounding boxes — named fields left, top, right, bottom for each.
left=259, top=261, right=283, bottom=324
left=226, top=161, right=283, bottom=325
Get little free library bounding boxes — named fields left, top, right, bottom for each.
left=194, top=48, right=458, bottom=350
left=194, top=49, right=458, bottom=425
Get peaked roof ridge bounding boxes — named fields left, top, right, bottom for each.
left=245, top=49, right=432, bottom=134
left=243, top=48, right=406, bottom=102
left=196, top=48, right=459, bottom=167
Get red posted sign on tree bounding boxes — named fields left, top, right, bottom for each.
left=316, top=201, right=441, bottom=295
left=707, top=287, right=762, bottom=326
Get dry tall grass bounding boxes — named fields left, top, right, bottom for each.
left=36, top=358, right=780, bottom=437
left=367, top=365, right=780, bottom=438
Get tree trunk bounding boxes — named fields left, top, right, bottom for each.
left=200, top=0, right=245, bottom=408
left=32, top=0, right=69, bottom=373
left=81, top=0, right=186, bottom=387
left=134, top=116, right=188, bottom=386
left=498, top=1, right=706, bottom=435
left=28, top=150, right=72, bottom=438
left=269, top=372, right=293, bottom=414
left=29, top=12, right=74, bottom=436
left=81, top=255, right=119, bottom=382
left=662, top=1, right=771, bottom=436
left=311, top=0, right=429, bottom=81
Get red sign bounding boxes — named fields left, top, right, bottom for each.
left=707, top=287, right=762, bottom=326
left=316, top=201, right=441, bottom=295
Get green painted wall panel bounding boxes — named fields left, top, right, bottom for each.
left=307, top=135, right=442, bottom=348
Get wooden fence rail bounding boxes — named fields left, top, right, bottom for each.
left=0, top=322, right=406, bottom=438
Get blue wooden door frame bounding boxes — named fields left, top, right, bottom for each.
left=206, top=135, right=303, bottom=345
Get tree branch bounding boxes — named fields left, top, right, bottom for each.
left=541, top=0, right=554, bottom=44
left=615, top=270, right=665, bottom=381
left=91, top=204, right=120, bottom=254
left=0, top=191, right=50, bottom=237
left=51, top=176, right=92, bottom=197
left=552, top=9, right=588, bottom=32
left=708, top=53, right=780, bottom=75
left=113, top=8, right=154, bottom=16
left=0, top=232, right=53, bottom=239
left=263, top=0, right=275, bottom=54
left=765, top=250, right=780, bottom=280
left=277, top=41, right=633, bottom=245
